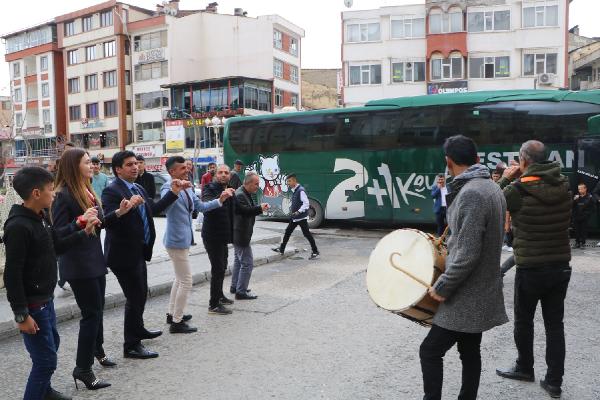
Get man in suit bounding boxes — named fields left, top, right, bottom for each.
left=202, top=164, right=236, bottom=315
left=102, top=150, right=188, bottom=359
left=231, top=172, right=269, bottom=299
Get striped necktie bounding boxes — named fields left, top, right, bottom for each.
left=130, top=185, right=151, bottom=244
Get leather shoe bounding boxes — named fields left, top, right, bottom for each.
left=235, top=292, right=258, bottom=300
left=230, top=287, right=251, bottom=294
left=540, top=379, right=561, bottom=398
left=166, top=313, right=192, bottom=324
left=496, top=365, right=534, bottom=382
left=124, top=344, right=159, bottom=359
left=44, top=387, right=72, bottom=400
left=139, top=329, right=163, bottom=340
left=219, top=296, right=234, bottom=305
left=169, top=320, right=198, bottom=334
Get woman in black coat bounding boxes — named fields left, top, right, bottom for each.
left=52, top=149, right=134, bottom=390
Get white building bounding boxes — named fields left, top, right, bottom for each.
left=342, top=0, right=569, bottom=107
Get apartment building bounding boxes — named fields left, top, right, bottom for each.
left=342, top=0, right=570, bottom=106
left=2, top=22, right=65, bottom=170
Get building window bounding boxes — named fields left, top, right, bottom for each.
left=273, top=59, right=283, bottom=79
left=135, top=90, right=169, bottom=110
left=291, top=93, right=298, bottom=109
left=133, top=61, right=168, bottom=81
left=391, top=17, right=425, bottom=38
left=469, top=56, right=510, bottom=78
left=273, top=29, right=282, bottom=49
left=523, top=53, right=557, bottom=76
left=69, top=105, right=81, bottom=121
left=67, top=49, right=78, bottom=65
left=86, top=103, right=99, bottom=119
left=125, top=70, right=131, bottom=85
left=85, top=74, right=98, bottom=91
left=290, top=37, right=298, bottom=56
left=85, top=45, right=96, bottom=61
left=275, top=88, right=283, bottom=107
left=13, top=62, right=20, bottom=78
left=290, top=65, right=299, bottom=83
left=41, top=83, right=49, bottom=98
left=243, top=85, right=271, bottom=111
left=125, top=39, right=130, bottom=55
left=523, top=4, right=558, bottom=28
left=391, top=61, right=426, bottom=82
left=136, top=121, right=163, bottom=141
left=431, top=54, right=463, bottom=80
left=68, top=78, right=80, bottom=94
left=346, top=23, right=381, bottom=43
left=103, top=41, right=116, bottom=57
left=126, top=100, right=131, bottom=115
left=15, top=113, right=23, bottom=128
left=82, top=15, right=93, bottom=32
left=14, top=88, right=22, bottom=102
left=468, top=10, right=510, bottom=32
left=349, top=64, right=382, bottom=85
left=64, top=21, right=75, bottom=37
left=43, top=109, right=51, bottom=124
left=40, top=56, right=48, bottom=72
left=429, top=8, right=463, bottom=34
left=100, top=10, right=113, bottom=27
left=103, top=70, right=117, bottom=87
left=104, top=100, right=117, bottom=117
left=133, top=31, right=167, bottom=51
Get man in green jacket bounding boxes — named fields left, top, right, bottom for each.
left=496, top=140, right=572, bottom=399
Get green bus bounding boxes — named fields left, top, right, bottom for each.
left=224, top=90, right=600, bottom=228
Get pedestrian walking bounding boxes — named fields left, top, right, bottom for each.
left=430, top=174, right=448, bottom=236
left=201, top=162, right=217, bottom=191
left=420, top=135, right=507, bottom=400
left=231, top=172, right=269, bottom=299
left=52, top=149, right=131, bottom=390
left=134, top=154, right=156, bottom=199
left=272, top=174, right=319, bottom=260
left=229, top=159, right=244, bottom=190
left=90, top=157, right=109, bottom=197
left=102, top=151, right=185, bottom=359
left=572, top=183, right=594, bottom=248
left=4, top=167, right=98, bottom=400
left=496, top=140, right=572, bottom=399
left=162, top=156, right=230, bottom=333
left=201, top=164, right=236, bottom=315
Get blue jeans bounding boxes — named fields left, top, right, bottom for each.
left=231, top=245, right=254, bottom=294
left=22, top=300, right=59, bottom=400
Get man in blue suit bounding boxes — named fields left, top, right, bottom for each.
left=102, top=151, right=188, bottom=360
left=161, top=156, right=233, bottom=334
left=431, top=174, right=449, bottom=237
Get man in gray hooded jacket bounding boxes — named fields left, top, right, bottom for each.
left=420, top=135, right=508, bottom=400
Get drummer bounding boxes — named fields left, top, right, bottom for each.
left=420, top=135, right=507, bottom=400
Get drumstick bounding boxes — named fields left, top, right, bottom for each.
left=389, top=252, right=432, bottom=289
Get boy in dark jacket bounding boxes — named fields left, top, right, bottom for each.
left=3, top=167, right=97, bottom=400
left=572, top=183, right=594, bottom=248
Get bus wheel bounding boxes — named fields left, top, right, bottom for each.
left=308, top=199, right=324, bottom=229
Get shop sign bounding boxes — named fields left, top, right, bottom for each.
left=165, top=120, right=185, bottom=153
left=427, top=80, right=468, bottom=95
left=81, top=118, right=104, bottom=129
left=131, top=144, right=164, bottom=158
left=138, top=48, right=165, bottom=64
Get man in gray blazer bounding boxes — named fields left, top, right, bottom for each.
left=420, top=135, right=508, bottom=400
left=231, top=172, right=268, bottom=299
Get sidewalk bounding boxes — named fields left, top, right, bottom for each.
left=0, top=224, right=296, bottom=341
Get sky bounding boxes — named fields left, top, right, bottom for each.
left=1, top=0, right=599, bottom=95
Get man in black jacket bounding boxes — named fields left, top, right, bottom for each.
left=202, top=164, right=236, bottom=315
left=231, top=172, right=269, bottom=299
left=102, top=151, right=187, bottom=359
left=3, top=167, right=97, bottom=400
left=572, top=183, right=594, bottom=248
left=134, top=154, right=156, bottom=199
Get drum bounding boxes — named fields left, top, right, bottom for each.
left=366, top=228, right=447, bottom=327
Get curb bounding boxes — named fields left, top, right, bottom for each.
left=0, top=248, right=296, bottom=342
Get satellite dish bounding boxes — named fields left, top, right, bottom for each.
left=344, top=0, right=353, bottom=8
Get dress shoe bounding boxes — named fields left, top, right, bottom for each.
left=95, top=355, right=117, bottom=367
left=44, top=387, right=72, bottom=400
left=139, top=329, right=163, bottom=340
left=235, top=292, right=258, bottom=300
left=271, top=247, right=283, bottom=254
left=230, top=287, right=251, bottom=294
left=540, top=379, right=561, bottom=398
left=496, top=365, right=534, bottom=382
left=219, top=296, right=234, bottom=305
left=166, top=313, right=192, bottom=324
left=124, top=344, right=159, bottom=359
left=208, top=304, right=232, bottom=315
left=169, top=320, right=198, bottom=334
left=72, top=367, right=111, bottom=390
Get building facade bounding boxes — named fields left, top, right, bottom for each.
left=342, top=0, right=570, bottom=107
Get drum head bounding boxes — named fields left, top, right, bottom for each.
left=366, top=229, right=435, bottom=312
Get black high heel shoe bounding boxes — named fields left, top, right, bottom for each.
left=95, top=354, right=117, bottom=367
left=72, top=367, right=111, bottom=390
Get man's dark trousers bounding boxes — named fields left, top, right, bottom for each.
left=435, top=207, right=447, bottom=236
left=573, top=220, right=588, bottom=245
left=112, top=260, right=148, bottom=350
left=514, top=265, right=571, bottom=387
left=204, top=239, right=228, bottom=308
left=420, top=324, right=483, bottom=400
left=281, top=220, right=317, bottom=253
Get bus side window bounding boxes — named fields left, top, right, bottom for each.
left=335, top=113, right=372, bottom=149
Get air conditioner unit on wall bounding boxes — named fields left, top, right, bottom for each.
left=538, top=73, right=556, bottom=85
